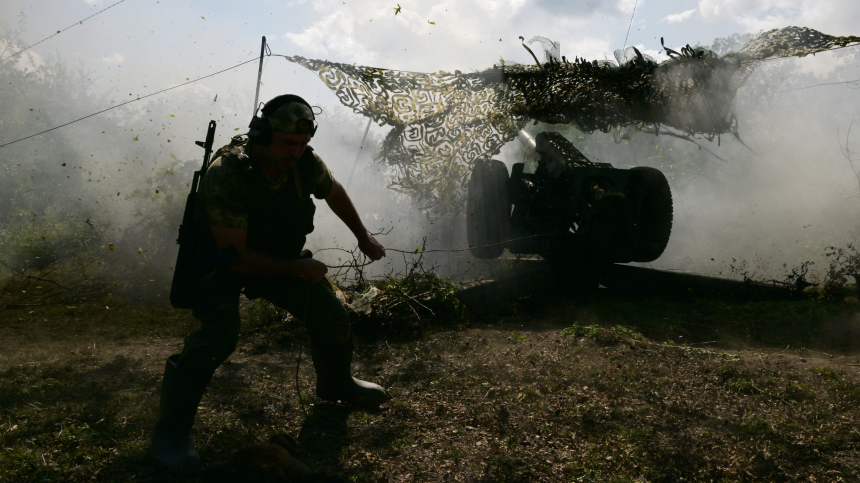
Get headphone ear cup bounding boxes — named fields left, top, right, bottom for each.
left=248, top=116, right=273, bottom=146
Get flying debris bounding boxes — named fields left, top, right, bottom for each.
left=285, top=27, right=860, bottom=214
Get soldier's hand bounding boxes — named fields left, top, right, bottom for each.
left=300, top=259, right=329, bottom=284
left=358, top=233, right=386, bottom=261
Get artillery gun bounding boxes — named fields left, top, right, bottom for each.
left=467, top=131, right=672, bottom=266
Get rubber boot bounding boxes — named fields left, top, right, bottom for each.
left=311, top=342, right=386, bottom=409
left=149, top=355, right=210, bottom=474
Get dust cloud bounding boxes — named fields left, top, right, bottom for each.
left=2, top=28, right=858, bottom=295
left=303, top=104, right=477, bottom=284
left=311, top=43, right=860, bottom=287
left=570, top=48, right=860, bottom=283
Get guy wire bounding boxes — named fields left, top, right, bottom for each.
left=0, top=0, right=132, bottom=64
left=295, top=279, right=313, bottom=418
left=622, top=0, right=638, bottom=52
left=320, top=233, right=562, bottom=269
left=295, top=340, right=308, bottom=418
left=776, top=77, right=860, bottom=93
left=1, top=56, right=260, bottom=147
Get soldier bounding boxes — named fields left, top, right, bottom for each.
left=150, top=94, right=386, bottom=474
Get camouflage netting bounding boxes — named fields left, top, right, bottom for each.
left=284, top=56, right=527, bottom=212
left=285, top=27, right=860, bottom=214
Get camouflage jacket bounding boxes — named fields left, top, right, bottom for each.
left=196, top=138, right=334, bottom=259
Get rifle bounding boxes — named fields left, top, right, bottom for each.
left=169, top=120, right=238, bottom=309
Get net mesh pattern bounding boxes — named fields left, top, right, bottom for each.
left=286, top=27, right=859, bottom=214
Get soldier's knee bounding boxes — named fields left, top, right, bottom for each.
left=181, top=314, right=240, bottom=371
left=209, top=334, right=239, bottom=366
left=306, top=293, right=351, bottom=346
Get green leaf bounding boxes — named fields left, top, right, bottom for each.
left=170, top=114, right=175, bottom=117
left=428, top=20, right=435, bottom=25
left=394, top=4, right=401, bottom=15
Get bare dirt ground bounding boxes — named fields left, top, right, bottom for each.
left=2, top=273, right=860, bottom=482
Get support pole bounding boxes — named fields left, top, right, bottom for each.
left=252, top=36, right=267, bottom=116
left=345, top=117, right=373, bottom=190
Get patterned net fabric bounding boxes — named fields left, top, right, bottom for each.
left=285, top=27, right=859, bottom=214
left=739, top=26, right=860, bottom=60
left=284, top=56, right=527, bottom=213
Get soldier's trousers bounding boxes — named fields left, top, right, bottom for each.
left=176, top=269, right=352, bottom=376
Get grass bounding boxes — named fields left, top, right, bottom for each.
left=590, top=295, right=849, bottom=348
left=1, top=279, right=859, bottom=482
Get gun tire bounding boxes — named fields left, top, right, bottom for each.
left=467, top=159, right=511, bottom=259
left=627, top=167, right=673, bottom=263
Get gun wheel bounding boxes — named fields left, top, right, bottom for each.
left=467, top=159, right=511, bottom=259
left=627, top=167, right=673, bottom=262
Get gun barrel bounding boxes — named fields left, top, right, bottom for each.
left=170, top=120, right=218, bottom=309
left=517, top=130, right=537, bottom=153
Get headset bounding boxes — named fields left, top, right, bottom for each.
left=247, top=94, right=317, bottom=146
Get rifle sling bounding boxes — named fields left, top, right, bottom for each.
left=291, top=163, right=303, bottom=198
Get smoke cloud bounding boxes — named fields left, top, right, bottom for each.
left=580, top=48, right=860, bottom=282
left=2, top=22, right=858, bottom=299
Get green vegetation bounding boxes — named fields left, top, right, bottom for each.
left=0, top=25, right=225, bottom=307
left=374, top=270, right=462, bottom=319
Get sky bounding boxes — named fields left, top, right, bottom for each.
left=3, top=0, right=860, bottom=133
left=2, top=0, right=859, bottom=282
